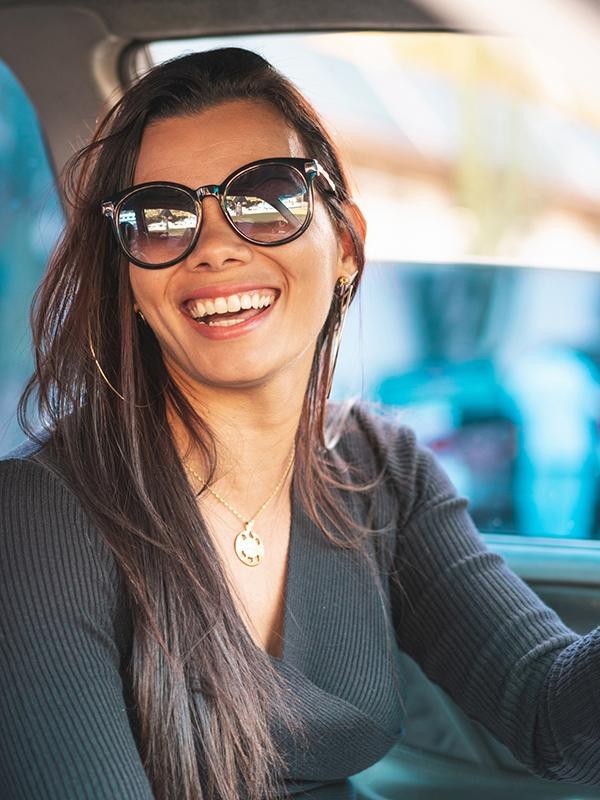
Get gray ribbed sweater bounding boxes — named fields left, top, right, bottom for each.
left=1, top=403, right=599, bottom=799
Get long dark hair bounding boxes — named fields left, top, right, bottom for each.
left=20, top=48, right=373, bottom=800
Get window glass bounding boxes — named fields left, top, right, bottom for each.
left=148, top=33, right=600, bottom=267
left=0, top=60, right=63, bottom=455
left=147, top=33, right=600, bottom=540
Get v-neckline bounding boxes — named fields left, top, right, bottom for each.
left=197, top=474, right=301, bottom=663
left=264, top=477, right=298, bottom=662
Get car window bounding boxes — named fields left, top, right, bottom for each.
left=0, top=60, right=63, bottom=455
left=145, top=33, right=600, bottom=540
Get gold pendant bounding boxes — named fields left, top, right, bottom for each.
left=234, top=520, right=264, bottom=567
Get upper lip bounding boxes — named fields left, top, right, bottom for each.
left=179, top=282, right=280, bottom=304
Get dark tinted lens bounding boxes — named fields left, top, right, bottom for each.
left=117, top=187, right=198, bottom=265
left=224, top=164, right=309, bottom=243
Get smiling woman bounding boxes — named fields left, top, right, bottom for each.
left=125, top=103, right=353, bottom=387
left=1, top=47, right=600, bottom=800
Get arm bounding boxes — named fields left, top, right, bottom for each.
left=387, top=427, right=600, bottom=786
left=0, top=458, right=155, bottom=799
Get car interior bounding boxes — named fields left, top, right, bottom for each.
left=1, top=1, right=600, bottom=798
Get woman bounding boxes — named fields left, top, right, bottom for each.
left=1, top=47, right=599, bottom=800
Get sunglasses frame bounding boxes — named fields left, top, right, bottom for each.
left=101, top=157, right=336, bottom=269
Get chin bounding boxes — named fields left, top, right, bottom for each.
left=190, top=366, right=277, bottom=390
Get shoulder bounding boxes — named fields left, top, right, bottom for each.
left=2, top=429, right=82, bottom=502
left=327, top=399, right=461, bottom=527
left=1, top=433, right=76, bottom=515
left=327, top=398, right=420, bottom=458
left=0, top=434, right=119, bottom=593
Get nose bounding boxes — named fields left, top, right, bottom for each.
left=180, top=196, right=253, bottom=272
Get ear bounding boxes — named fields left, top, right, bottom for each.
left=338, top=199, right=367, bottom=276
left=346, top=199, right=367, bottom=243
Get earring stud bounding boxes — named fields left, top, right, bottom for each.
left=134, top=305, right=147, bottom=324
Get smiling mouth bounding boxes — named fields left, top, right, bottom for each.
left=183, top=289, right=278, bottom=327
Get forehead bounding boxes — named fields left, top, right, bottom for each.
left=134, top=99, right=304, bottom=185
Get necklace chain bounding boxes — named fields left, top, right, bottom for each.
left=187, top=444, right=295, bottom=524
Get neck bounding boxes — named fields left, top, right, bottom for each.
left=168, top=363, right=308, bottom=499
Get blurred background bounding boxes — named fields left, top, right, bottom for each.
left=3, top=28, right=600, bottom=537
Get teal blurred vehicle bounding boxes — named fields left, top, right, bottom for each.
left=333, top=261, right=600, bottom=539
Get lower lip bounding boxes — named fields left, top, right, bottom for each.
left=181, top=300, right=277, bottom=340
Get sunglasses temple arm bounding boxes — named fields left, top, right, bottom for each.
left=316, top=163, right=336, bottom=193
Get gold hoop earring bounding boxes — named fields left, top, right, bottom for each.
left=88, top=334, right=126, bottom=401
left=326, top=271, right=358, bottom=400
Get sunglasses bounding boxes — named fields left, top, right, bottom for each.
left=101, top=157, right=336, bottom=269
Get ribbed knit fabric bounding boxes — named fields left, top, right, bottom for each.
left=1, top=402, right=599, bottom=799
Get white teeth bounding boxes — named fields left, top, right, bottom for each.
left=207, top=317, right=246, bottom=327
left=188, top=290, right=275, bottom=319
left=192, top=299, right=206, bottom=317
left=227, top=295, right=241, bottom=312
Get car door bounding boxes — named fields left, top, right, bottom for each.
left=351, top=536, right=600, bottom=800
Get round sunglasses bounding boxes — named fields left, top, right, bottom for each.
left=101, top=157, right=336, bottom=269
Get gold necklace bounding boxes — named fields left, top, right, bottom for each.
left=186, top=445, right=296, bottom=567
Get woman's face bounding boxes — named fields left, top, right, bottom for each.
left=129, top=99, right=357, bottom=394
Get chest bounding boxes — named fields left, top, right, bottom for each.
left=134, top=490, right=405, bottom=785
left=199, top=498, right=292, bottom=659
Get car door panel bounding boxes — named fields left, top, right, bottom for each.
left=352, top=539, right=600, bottom=799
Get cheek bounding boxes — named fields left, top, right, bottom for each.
left=129, top=266, right=146, bottom=305
left=300, top=208, right=342, bottom=288
left=129, top=266, right=168, bottom=313
left=288, top=255, right=337, bottom=348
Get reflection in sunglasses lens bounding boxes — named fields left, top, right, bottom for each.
left=118, top=187, right=197, bottom=265
left=225, top=164, right=309, bottom=243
